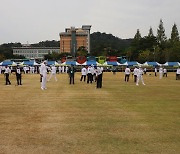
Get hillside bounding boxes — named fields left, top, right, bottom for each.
left=90, top=32, right=132, bottom=56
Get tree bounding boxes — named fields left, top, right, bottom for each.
left=170, top=23, right=179, bottom=43
left=44, top=52, right=61, bottom=61
left=130, top=29, right=142, bottom=60
left=148, top=27, right=154, bottom=37
left=0, top=54, right=5, bottom=61
left=139, top=27, right=157, bottom=52
left=126, top=50, right=133, bottom=61
left=31, top=40, right=60, bottom=47
left=90, top=32, right=132, bottom=56
left=76, top=46, right=88, bottom=56
left=157, top=19, right=167, bottom=48
left=138, top=50, right=151, bottom=63
left=134, top=29, right=141, bottom=40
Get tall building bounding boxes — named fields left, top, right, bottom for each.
left=59, top=25, right=91, bottom=56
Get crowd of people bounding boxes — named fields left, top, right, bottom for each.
left=0, top=63, right=180, bottom=90
left=38, top=61, right=104, bottom=90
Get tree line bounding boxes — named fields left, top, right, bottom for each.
left=0, top=19, right=179, bottom=63
left=128, top=19, right=180, bottom=63
left=90, top=19, right=180, bottom=63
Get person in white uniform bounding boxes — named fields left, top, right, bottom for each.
left=133, top=66, right=138, bottom=82
left=4, top=66, right=11, bottom=85
left=124, top=66, right=131, bottom=82
left=48, top=65, right=57, bottom=81
left=62, top=66, right=65, bottom=73
left=90, top=65, right=95, bottom=82
left=80, top=66, right=87, bottom=82
left=58, top=66, right=62, bottom=74
left=65, top=66, right=68, bottom=73
left=40, top=61, right=47, bottom=90
left=0, top=66, right=2, bottom=74
left=87, top=66, right=92, bottom=84
left=136, top=66, right=145, bottom=86
left=163, top=68, right=167, bottom=77
left=154, top=67, right=157, bottom=77
left=176, top=67, right=180, bottom=80
left=159, top=66, right=163, bottom=79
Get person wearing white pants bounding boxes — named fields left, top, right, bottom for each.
left=48, top=65, right=57, bottom=81
left=136, top=66, right=145, bottom=86
left=40, top=61, right=47, bottom=90
left=159, top=66, right=163, bottom=79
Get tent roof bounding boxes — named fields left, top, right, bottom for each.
left=0, top=61, right=17, bottom=66
left=163, top=62, right=179, bottom=66
left=143, top=62, right=160, bottom=66
left=82, top=61, right=98, bottom=66
left=61, top=61, right=81, bottom=66
left=24, top=61, right=39, bottom=66
left=104, top=61, right=119, bottom=66
left=123, top=61, right=141, bottom=66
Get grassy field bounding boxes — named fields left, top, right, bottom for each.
left=0, top=72, right=180, bottom=154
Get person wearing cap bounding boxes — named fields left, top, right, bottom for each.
left=124, top=66, right=131, bottom=82
left=48, top=65, right=57, bottom=82
left=40, top=60, right=47, bottom=90
left=136, top=66, right=145, bottom=86
left=4, top=66, right=11, bottom=85
left=95, top=66, right=103, bottom=88
left=68, top=65, right=75, bottom=84
left=80, top=66, right=87, bottom=82
left=16, top=66, right=22, bottom=85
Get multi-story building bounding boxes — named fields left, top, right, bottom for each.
left=59, top=25, right=91, bottom=56
left=13, top=47, right=60, bottom=60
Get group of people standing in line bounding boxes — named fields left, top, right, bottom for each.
left=79, top=65, right=103, bottom=88
left=39, top=61, right=104, bottom=90
left=1, top=61, right=180, bottom=90
left=124, top=66, right=145, bottom=86
left=124, top=66, right=180, bottom=86
left=1, top=65, right=22, bottom=86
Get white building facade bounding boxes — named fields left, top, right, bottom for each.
left=13, top=47, right=60, bottom=60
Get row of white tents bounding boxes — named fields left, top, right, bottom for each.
left=0, top=60, right=180, bottom=67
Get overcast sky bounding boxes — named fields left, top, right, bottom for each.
left=0, top=0, right=180, bottom=44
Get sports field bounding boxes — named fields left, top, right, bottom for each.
left=0, top=72, right=179, bottom=154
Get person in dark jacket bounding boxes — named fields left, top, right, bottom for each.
left=95, top=66, right=103, bottom=88
left=16, top=66, right=22, bottom=85
left=68, top=65, right=75, bottom=84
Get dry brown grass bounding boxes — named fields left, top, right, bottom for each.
left=0, top=72, right=180, bottom=154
